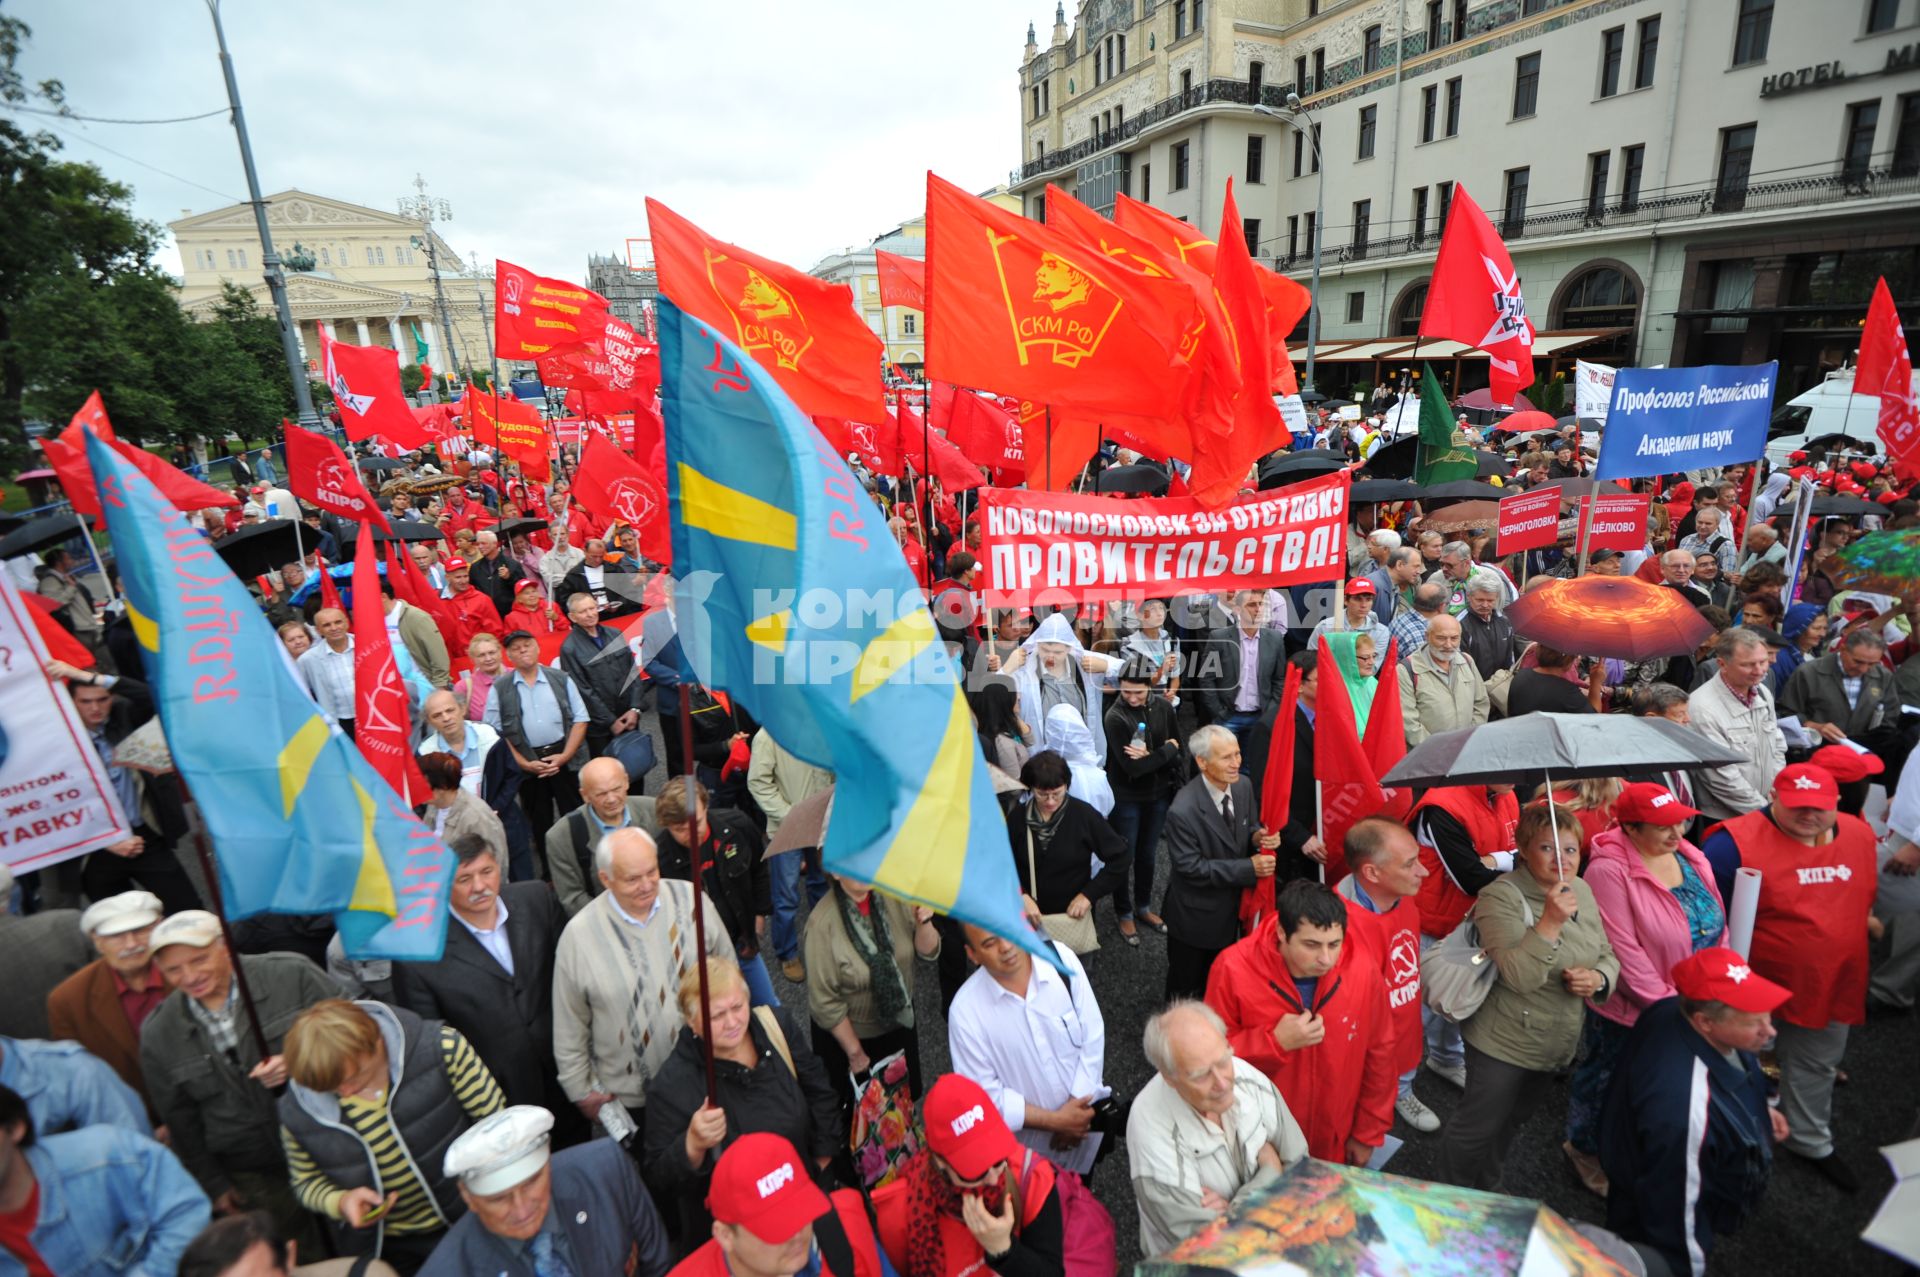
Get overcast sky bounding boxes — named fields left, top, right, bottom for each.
left=11, top=0, right=1043, bottom=281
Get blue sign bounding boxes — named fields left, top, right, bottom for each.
left=1593, top=363, right=1777, bottom=480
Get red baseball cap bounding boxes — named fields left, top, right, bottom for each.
left=1809, top=745, right=1884, bottom=784
left=1671, top=946, right=1790, bottom=1013
left=706, top=1133, right=830, bottom=1244
left=1613, top=781, right=1698, bottom=826
left=443, top=556, right=469, bottom=572
left=1773, top=763, right=1839, bottom=809
left=513, top=578, right=541, bottom=594
left=1344, top=578, right=1377, bottom=596
left=921, top=1075, right=1022, bottom=1181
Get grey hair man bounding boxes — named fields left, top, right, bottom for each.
left=1160, top=726, right=1275, bottom=1001
left=1127, top=1001, right=1307, bottom=1256
left=1400, top=613, right=1489, bottom=746
left=1686, top=630, right=1787, bottom=820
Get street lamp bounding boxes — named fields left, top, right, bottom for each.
left=1255, top=94, right=1324, bottom=394
left=398, top=176, right=467, bottom=398
left=203, top=0, right=322, bottom=429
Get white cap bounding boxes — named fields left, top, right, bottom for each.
left=149, top=910, right=223, bottom=953
left=79, top=891, right=164, bottom=937
left=443, top=1105, right=555, bottom=1196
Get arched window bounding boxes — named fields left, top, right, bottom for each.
left=1391, top=279, right=1428, bottom=336
left=1556, top=265, right=1639, bottom=329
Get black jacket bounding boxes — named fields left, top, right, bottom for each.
left=1160, top=774, right=1260, bottom=951
left=389, top=881, right=566, bottom=1110
left=557, top=560, right=641, bottom=617
left=1006, top=797, right=1127, bottom=913
left=1459, top=609, right=1521, bottom=682
left=558, top=624, right=644, bottom=730
left=1102, top=696, right=1184, bottom=803
left=655, top=809, right=771, bottom=957
left=468, top=550, right=526, bottom=616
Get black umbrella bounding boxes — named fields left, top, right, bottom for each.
left=1360, top=436, right=1509, bottom=481
left=1350, top=478, right=1423, bottom=503
left=358, top=457, right=408, bottom=473
left=1415, top=479, right=1509, bottom=504
left=1532, top=476, right=1600, bottom=501
left=494, top=516, right=551, bottom=541
left=0, top=512, right=94, bottom=560
left=1810, top=493, right=1882, bottom=517
left=1094, top=463, right=1171, bottom=496
left=1476, top=451, right=1512, bottom=478
left=370, top=519, right=449, bottom=544
left=1382, top=713, right=1745, bottom=789
left=1297, top=390, right=1328, bottom=405
left=213, top=519, right=304, bottom=578
left=1257, top=450, right=1348, bottom=490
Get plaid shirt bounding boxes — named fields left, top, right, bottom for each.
left=185, top=978, right=242, bottom=1057
left=1389, top=603, right=1430, bottom=657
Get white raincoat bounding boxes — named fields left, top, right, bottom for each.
left=1045, top=702, right=1115, bottom=817
left=1011, top=612, right=1117, bottom=765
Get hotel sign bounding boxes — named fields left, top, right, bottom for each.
left=1760, top=42, right=1917, bottom=98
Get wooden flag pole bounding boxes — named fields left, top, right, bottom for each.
left=183, top=818, right=271, bottom=1060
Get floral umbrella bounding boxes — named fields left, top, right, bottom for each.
left=1832, top=528, right=1920, bottom=595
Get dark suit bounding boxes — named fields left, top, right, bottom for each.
left=1778, top=652, right=1899, bottom=742
left=1160, top=773, right=1260, bottom=999
left=559, top=623, right=644, bottom=759
left=1194, top=626, right=1288, bottom=728
left=46, top=959, right=156, bottom=1113
left=556, top=560, right=640, bottom=617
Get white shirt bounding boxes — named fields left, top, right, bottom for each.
left=298, top=639, right=356, bottom=719
left=453, top=897, right=514, bottom=975
left=420, top=720, right=501, bottom=796
left=947, top=947, right=1109, bottom=1176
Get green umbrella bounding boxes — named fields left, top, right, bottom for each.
left=1833, top=527, right=1920, bottom=596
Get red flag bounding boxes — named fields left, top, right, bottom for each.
left=44, top=394, right=239, bottom=519
left=284, top=422, right=391, bottom=532
left=646, top=197, right=887, bottom=420
left=1313, top=636, right=1394, bottom=886
left=20, top=591, right=95, bottom=669
left=465, top=390, right=552, bottom=482
left=1856, top=277, right=1920, bottom=480
left=829, top=416, right=901, bottom=477
left=317, top=560, right=343, bottom=613
left=386, top=541, right=455, bottom=637
left=894, top=403, right=985, bottom=492
left=1023, top=412, right=1102, bottom=492
left=1418, top=184, right=1536, bottom=406
left=571, top=434, right=672, bottom=564
left=350, top=521, right=429, bottom=804
left=1243, top=661, right=1304, bottom=931
left=494, top=260, right=610, bottom=361
left=933, top=382, right=1026, bottom=476
left=1189, top=179, right=1287, bottom=508
left=924, top=172, right=1198, bottom=421
left=325, top=333, right=437, bottom=448
left=536, top=310, right=660, bottom=403
left=874, top=249, right=926, bottom=311
left=1362, top=639, right=1412, bottom=827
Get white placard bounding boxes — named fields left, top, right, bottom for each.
left=1727, top=867, right=1763, bottom=959
left=1575, top=359, right=1616, bottom=423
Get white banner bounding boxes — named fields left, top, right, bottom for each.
left=1576, top=359, right=1616, bottom=423
left=0, top=575, right=131, bottom=873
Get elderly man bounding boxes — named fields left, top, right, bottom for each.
left=1399, top=613, right=1489, bottom=746
left=382, top=576, right=450, bottom=689
left=544, top=756, right=657, bottom=917
left=1161, top=724, right=1279, bottom=1000
left=297, top=607, right=360, bottom=735
left=140, top=910, right=343, bottom=1247
left=552, top=829, right=732, bottom=1140
left=261, top=559, right=307, bottom=628
left=1127, top=1001, right=1307, bottom=1257
left=391, top=835, right=576, bottom=1140
left=411, top=541, right=452, bottom=598
left=1196, top=591, right=1287, bottom=751
left=46, top=891, right=171, bottom=1111
left=539, top=521, right=585, bottom=597
left=0, top=865, right=89, bottom=1039
left=949, top=923, right=1111, bottom=1177
left=1697, top=764, right=1877, bottom=1192
left=1429, top=541, right=1513, bottom=614
left=485, top=629, right=590, bottom=841
left=558, top=591, right=643, bottom=762
left=1679, top=506, right=1737, bottom=576
left=419, top=689, right=505, bottom=798
left=471, top=528, right=527, bottom=616
left=1778, top=629, right=1899, bottom=762
left=1375, top=548, right=1428, bottom=636
left=745, top=728, right=833, bottom=982
left=1658, top=550, right=1713, bottom=610
left=556, top=538, right=639, bottom=618
left=1687, top=629, right=1788, bottom=821
left=1733, top=523, right=1787, bottom=581
left=420, top=1104, right=670, bottom=1276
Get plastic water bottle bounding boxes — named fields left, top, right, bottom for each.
left=1131, top=721, right=1148, bottom=751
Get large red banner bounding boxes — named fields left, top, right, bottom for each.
left=1496, top=487, right=1562, bottom=554
left=1579, top=492, right=1652, bottom=552
left=977, top=470, right=1350, bottom=605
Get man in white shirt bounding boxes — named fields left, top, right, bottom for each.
left=947, top=924, right=1110, bottom=1177
left=295, top=607, right=357, bottom=733
left=418, top=690, right=502, bottom=796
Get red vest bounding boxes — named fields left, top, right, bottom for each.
left=1722, top=810, right=1877, bottom=1029
left=1410, top=786, right=1521, bottom=937
left=1340, top=884, right=1425, bottom=1075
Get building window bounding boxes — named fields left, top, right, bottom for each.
left=1600, top=28, right=1625, bottom=97
left=1587, top=151, right=1612, bottom=217
left=1437, top=179, right=1455, bottom=227
left=319, top=247, right=331, bottom=267
left=1352, top=200, right=1372, bottom=259
left=1452, top=0, right=1468, bottom=41
left=1717, top=123, right=1757, bottom=210
left=1249, top=61, right=1264, bottom=100
left=1523, top=0, right=1552, bottom=14
left=1346, top=290, right=1366, bottom=322
left=903, top=312, right=918, bottom=335
left=1181, top=69, right=1194, bottom=97
left=1413, top=186, right=1430, bottom=241
left=1558, top=266, right=1640, bottom=329
left=1174, top=0, right=1188, bottom=38
left=1172, top=140, right=1191, bottom=189
left=1194, top=1, right=1204, bottom=30
left=1247, top=134, right=1265, bottom=182
left=1363, top=25, right=1382, bottom=72
left=1393, top=280, right=1428, bottom=335
left=1243, top=218, right=1261, bottom=256
left=1305, top=211, right=1317, bottom=253
left=1287, top=215, right=1300, bottom=261
left=1620, top=144, right=1646, bottom=210
left=1843, top=100, right=1881, bottom=180
left=1032, top=86, right=1041, bottom=118
left=366, top=246, right=377, bottom=266
left=1444, top=77, right=1462, bottom=136
left=1427, top=1, right=1444, bottom=49
left=1294, top=56, right=1308, bottom=95
left=1867, top=0, right=1900, bottom=33
left=1293, top=129, right=1306, bottom=176
left=1313, top=49, right=1326, bottom=91
left=1733, top=0, right=1771, bottom=64
left=226, top=249, right=238, bottom=269
left=1895, top=94, right=1920, bottom=176
left=1420, top=84, right=1438, bottom=142
left=1043, top=81, right=1050, bottom=112
left=1634, top=16, right=1660, bottom=90
left=1140, top=162, right=1152, bottom=201
left=1502, top=166, right=1530, bottom=236
left=1513, top=52, right=1540, bottom=119
left=1308, top=0, right=1319, bottom=13
left=237, top=248, right=247, bottom=268
left=1358, top=105, right=1377, bottom=159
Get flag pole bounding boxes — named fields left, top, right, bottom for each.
left=183, top=818, right=271, bottom=1060
left=1044, top=405, right=1054, bottom=490
left=677, top=685, right=717, bottom=1105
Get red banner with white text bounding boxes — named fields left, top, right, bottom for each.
left=1495, top=487, right=1562, bottom=554
left=1578, top=492, right=1652, bottom=552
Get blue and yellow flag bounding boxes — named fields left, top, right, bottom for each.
left=83, top=432, right=454, bottom=960
left=658, top=298, right=1056, bottom=967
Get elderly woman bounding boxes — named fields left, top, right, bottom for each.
left=1563, top=780, right=1725, bottom=1194
left=641, top=958, right=841, bottom=1237
left=803, top=872, right=941, bottom=1110
left=416, top=751, right=509, bottom=865
left=1438, top=802, right=1618, bottom=1192
left=456, top=631, right=505, bottom=722
left=278, top=999, right=504, bottom=1272
left=277, top=618, right=313, bottom=660
left=1008, top=750, right=1126, bottom=948
left=1001, top=612, right=1120, bottom=763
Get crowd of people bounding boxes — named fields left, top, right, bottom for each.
left=1, top=413, right=1916, bottom=1277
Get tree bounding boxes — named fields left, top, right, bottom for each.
left=207, top=282, right=296, bottom=423
left=400, top=363, right=425, bottom=394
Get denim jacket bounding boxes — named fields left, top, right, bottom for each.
left=12, top=1126, right=210, bottom=1276
left=0, top=1037, right=149, bottom=1138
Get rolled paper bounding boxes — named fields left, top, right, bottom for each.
left=1727, top=866, right=1762, bottom=958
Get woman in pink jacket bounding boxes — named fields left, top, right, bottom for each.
left=1563, top=781, right=1726, bottom=1194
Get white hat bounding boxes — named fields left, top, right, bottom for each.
left=149, top=909, right=223, bottom=953
left=443, top=1105, right=555, bottom=1196
left=79, top=891, right=164, bottom=938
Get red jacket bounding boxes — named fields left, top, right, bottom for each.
left=1411, top=785, right=1520, bottom=938
left=670, top=1189, right=886, bottom=1277
left=1204, top=914, right=1397, bottom=1160
left=874, top=1154, right=1056, bottom=1277
left=1335, top=876, right=1425, bottom=1076
left=444, top=586, right=504, bottom=653
left=1721, top=810, right=1876, bottom=1029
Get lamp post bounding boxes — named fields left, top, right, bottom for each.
left=203, top=0, right=321, bottom=429
left=399, top=176, right=465, bottom=399
left=1255, top=94, right=1324, bottom=394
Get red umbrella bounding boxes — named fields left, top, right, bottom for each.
left=1492, top=409, right=1557, bottom=434
left=1461, top=387, right=1535, bottom=411
left=1506, top=576, right=1714, bottom=662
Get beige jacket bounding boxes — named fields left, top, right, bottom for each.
left=1686, top=674, right=1786, bottom=820
left=803, top=893, right=936, bottom=1039
left=1398, top=647, right=1489, bottom=747
left=745, top=730, right=833, bottom=836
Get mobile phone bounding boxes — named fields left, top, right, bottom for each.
left=359, top=1197, right=392, bottom=1223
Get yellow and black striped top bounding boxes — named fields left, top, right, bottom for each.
left=282, top=1025, right=504, bottom=1233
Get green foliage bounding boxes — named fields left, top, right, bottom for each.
left=400, top=363, right=425, bottom=394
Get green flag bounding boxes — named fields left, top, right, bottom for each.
left=1414, top=364, right=1477, bottom=485
left=409, top=323, right=430, bottom=366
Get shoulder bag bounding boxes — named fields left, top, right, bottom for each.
left=1421, top=881, right=1533, bottom=1024
left=1026, top=825, right=1100, bottom=955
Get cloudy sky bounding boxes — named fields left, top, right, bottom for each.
left=11, top=0, right=1044, bottom=280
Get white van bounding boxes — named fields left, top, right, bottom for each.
left=1765, top=368, right=1918, bottom=465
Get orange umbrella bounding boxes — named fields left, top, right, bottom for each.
left=1506, top=576, right=1714, bottom=662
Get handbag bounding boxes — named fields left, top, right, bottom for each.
left=849, top=1049, right=921, bottom=1190
left=1422, top=882, right=1533, bottom=1024
left=1025, top=825, right=1099, bottom=955
left=1485, top=667, right=1515, bottom=717
left=602, top=727, right=656, bottom=783
left=1017, top=1149, right=1116, bottom=1277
